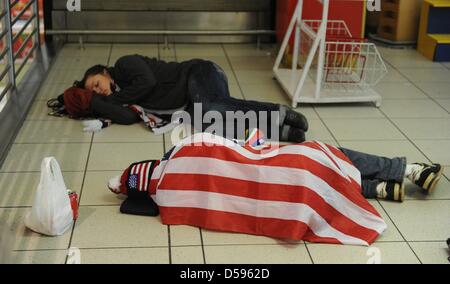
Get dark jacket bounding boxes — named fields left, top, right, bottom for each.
left=105, top=55, right=197, bottom=110
left=91, top=94, right=140, bottom=125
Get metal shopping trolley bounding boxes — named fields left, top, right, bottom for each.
left=273, top=0, right=387, bottom=108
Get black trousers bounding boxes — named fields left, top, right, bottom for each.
left=186, top=60, right=282, bottom=140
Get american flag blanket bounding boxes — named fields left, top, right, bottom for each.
left=150, top=133, right=387, bottom=246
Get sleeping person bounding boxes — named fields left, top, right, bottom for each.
left=60, top=55, right=309, bottom=142
left=107, top=131, right=443, bottom=246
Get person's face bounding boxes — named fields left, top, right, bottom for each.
left=85, top=71, right=113, bottom=96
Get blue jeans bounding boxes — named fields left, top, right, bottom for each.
left=186, top=60, right=282, bottom=140
left=339, top=147, right=407, bottom=199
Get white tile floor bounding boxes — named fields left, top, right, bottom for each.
left=0, top=43, right=449, bottom=264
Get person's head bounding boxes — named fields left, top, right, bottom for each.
left=108, top=160, right=160, bottom=196
left=63, top=86, right=94, bottom=118
left=108, top=160, right=160, bottom=217
left=81, top=65, right=114, bottom=96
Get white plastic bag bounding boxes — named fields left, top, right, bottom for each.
left=24, top=157, right=74, bottom=236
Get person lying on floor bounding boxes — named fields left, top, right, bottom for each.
left=61, top=55, right=309, bottom=142
left=106, top=131, right=443, bottom=246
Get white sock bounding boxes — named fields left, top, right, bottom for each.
left=405, top=164, right=422, bottom=180
left=376, top=182, right=387, bottom=198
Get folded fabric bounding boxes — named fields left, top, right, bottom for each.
left=128, top=105, right=182, bottom=135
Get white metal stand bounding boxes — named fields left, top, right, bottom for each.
left=273, top=0, right=387, bottom=108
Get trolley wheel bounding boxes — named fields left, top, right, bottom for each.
left=375, top=100, right=382, bottom=108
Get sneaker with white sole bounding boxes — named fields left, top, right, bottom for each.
left=410, top=163, right=443, bottom=194
left=378, top=181, right=404, bottom=202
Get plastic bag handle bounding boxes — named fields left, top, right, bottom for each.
left=41, top=157, right=67, bottom=191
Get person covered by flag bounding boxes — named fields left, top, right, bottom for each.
left=107, top=130, right=443, bottom=246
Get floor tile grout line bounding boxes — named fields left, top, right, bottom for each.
left=162, top=133, right=167, bottom=154
left=387, top=61, right=450, bottom=115
left=82, top=169, right=138, bottom=173
left=78, top=204, right=120, bottom=207
left=221, top=43, right=247, bottom=100
left=338, top=138, right=450, bottom=141
left=11, top=142, right=92, bottom=145
left=0, top=206, right=32, bottom=209
left=381, top=97, right=450, bottom=101
left=302, top=242, right=315, bottom=264
left=0, top=169, right=136, bottom=174
left=4, top=198, right=450, bottom=210
left=385, top=66, right=448, bottom=70
left=200, top=243, right=304, bottom=247
left=167, top=225, right=172, bottom=264
left=311, top=107, right=341, bottom=147
left=401, top=240, right=450, bottom=243
left=64, top=132, right=96, bottom=264
left=373, top=240, right=447, bottom=243
left=162, top=243, right=208, bottom=248
left=199, top=228, right=207, bottom=264
left=375, top=200, right=423, bottom=264
left=13, top=248, right=69, bottom=252
left=413, top=86, right=450, bottom=115
left=157, top=42, right=160, bottom=60
left=42, top=245, right=173, bottom=251
left=10, top=141, right=164, bottom=145
left=12, top=239, right=448, bottom=253
left=106, top=43, right=113, bottom=66
left=161, top=123, right=172, bottom=264
left=319, top=117, right=450, bottom=121
left=382, top=56, right=448, bottom=71
left=172, top=42, right=176, bottom=62
left=0, top=170, right=86, bottom=174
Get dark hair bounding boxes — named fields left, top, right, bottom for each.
left=80, top=64, right=108, bottom=89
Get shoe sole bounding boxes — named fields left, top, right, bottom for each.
left=422, top=165, right=444, bottom=194
left=394, top=183, right=405, bottom=202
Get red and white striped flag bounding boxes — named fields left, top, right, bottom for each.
left=152, top=133, right=387, bottom=246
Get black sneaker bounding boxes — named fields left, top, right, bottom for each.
left=280, top=105, right=309, bottom=131
left=378, top=181, right=404, bottom=202
left=280, top=125, right=305, bottom=143
left=410, top=163, right=443, bottom=193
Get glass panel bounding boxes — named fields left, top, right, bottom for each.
left=0, top=0, right=10, bottom=112
left=11, top=0, right=39, bottom=84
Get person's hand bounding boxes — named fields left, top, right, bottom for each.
left=82, top=120, right=103, bottom=132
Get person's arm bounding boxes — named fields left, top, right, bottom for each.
left=91, top=94, right=140, bottom=125
left=107, top=55, right=157, bottom=105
